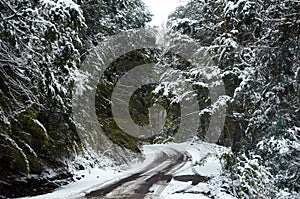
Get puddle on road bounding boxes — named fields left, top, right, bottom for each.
left=173, top=175, right=210, bottom=185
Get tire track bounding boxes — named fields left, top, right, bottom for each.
left=86, top=148, right=191, bottom=199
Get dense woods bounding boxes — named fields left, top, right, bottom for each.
left=0, top=0, right=151, bottom=197
left=168, top=0, right=299, bottom=197
left=0, top=0, right=299, bottom=198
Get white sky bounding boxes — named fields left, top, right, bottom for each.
left=142, top=0, right=188, bottom=27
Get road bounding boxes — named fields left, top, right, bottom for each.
left=83, top=146, right=209, bottom=199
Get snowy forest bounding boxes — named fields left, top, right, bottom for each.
left=0, top=0, right=299, bottom=198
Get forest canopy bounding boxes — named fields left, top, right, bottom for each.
left=0, top=0, right=299, bottom=198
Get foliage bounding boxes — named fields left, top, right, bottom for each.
left=0, top=0, right=86, bottom=190
left=80, top=0, right=152, bottom=45
left=0, top=0, right=151, bottom=197
left=168, top=0, right=300, bottom=197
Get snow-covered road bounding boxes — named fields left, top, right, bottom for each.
left=86, top=146, right=193, bottom=198
left=21, top=142, right=235, bottom=199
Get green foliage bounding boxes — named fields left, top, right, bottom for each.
left=0, top=132, right=30, bottom=175
left=224, top=152, right=277, bottom=198
left=194, top=152, right=214, bottom=167
left=95, top=49, right=186, bottom=147
left=95, top=49, right=156, bottom=152
left=81, top=0, right=152, bottom=42
left=0, top=0, right=152, bottom=197
left=221, top=152, right=236, bottom=172
left=169, top=0, right=300, bottom=196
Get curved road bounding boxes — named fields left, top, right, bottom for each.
left=84, top=147, right=192, bottom=199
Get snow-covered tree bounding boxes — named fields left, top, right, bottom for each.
left=167, top=0, right=300, bottom=197
left=80, top=0, right=152, bottom=45
left=0, top=0, right=152, bottom=197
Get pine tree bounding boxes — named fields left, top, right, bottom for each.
left=0, top=0, right=152, bottom=197
left=167, top=0, right=300, bottom=197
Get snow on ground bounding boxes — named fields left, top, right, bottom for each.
left=151, top=142, right=235, bottom=199
left=19, top=167, right=124, bottom=199
left=19, top=141, right=235, bottom=199
left=19, top=148, right=158, bottom=199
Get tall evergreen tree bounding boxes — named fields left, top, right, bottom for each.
left=167, top=0, right=300, bottom=197
left=0, top=0, right=152, bottom=197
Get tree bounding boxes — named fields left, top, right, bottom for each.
left=0, top=0, right=86, bottom=197
left=80, top=0, right=152, bottom=44
left=167, top=0, right=300, bottom=197
left=0, top=0, right=152, bottom=197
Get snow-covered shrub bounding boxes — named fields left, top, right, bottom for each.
left=222, top=126, right=300, bottom=198
left=257, top=128, right=300, bottom=193
left=222, top=151, right=277, bottom=198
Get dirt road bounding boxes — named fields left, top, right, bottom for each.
left=84, top=147, right=207, bottom=199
